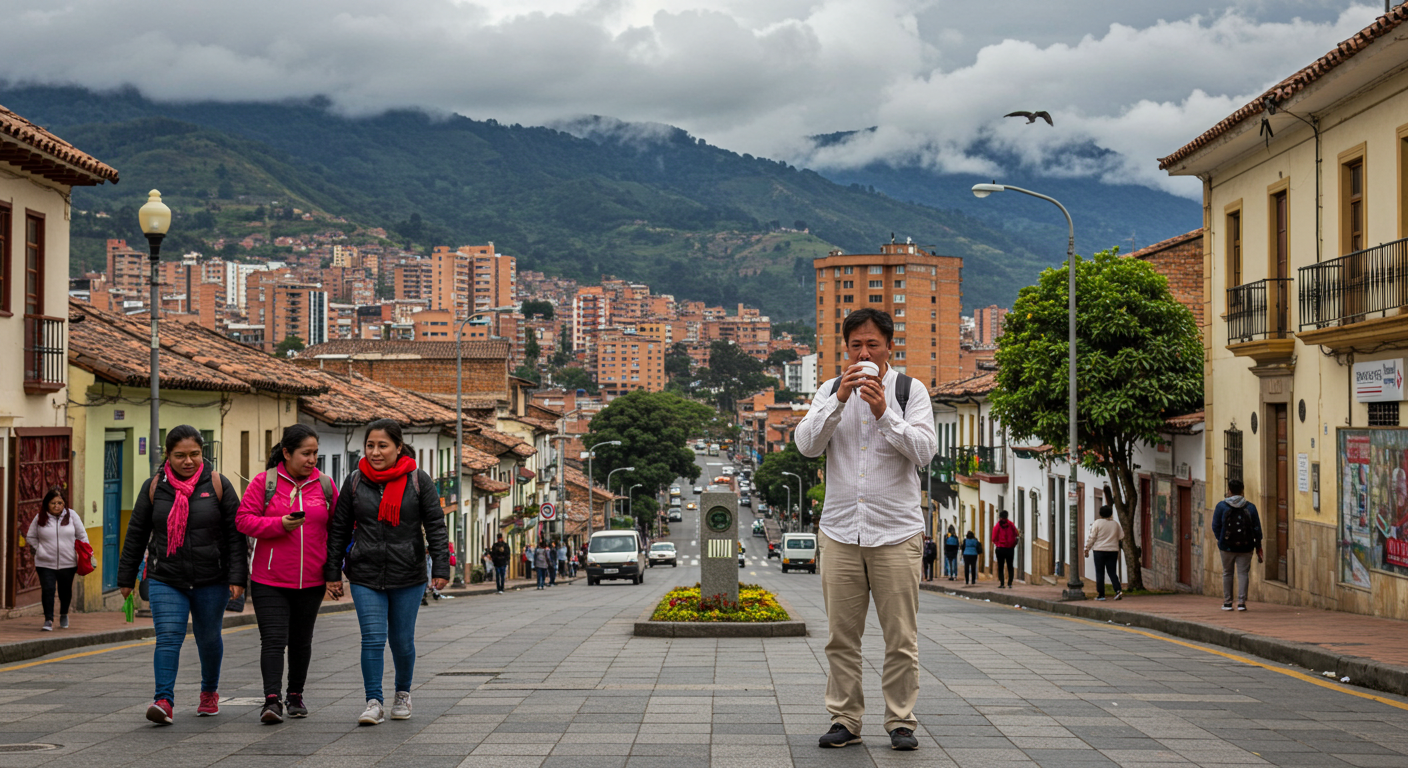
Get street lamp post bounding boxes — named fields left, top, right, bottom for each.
left=586, top=440, right=622, bottom=538
left=973, top=182, right=1084, bottom=600
left=627, top=483, right=641, bottom=523
left=604, top=464, right=635, bottom=530
left=782, top=471, right=804, bottom=530
left=782, top=485, right=791, bottom=533
left=452, top=313, right=478, bottom=585
left=139, top=190, right=171, bottom=475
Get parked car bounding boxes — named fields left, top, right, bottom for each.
left=585, top=530, right=646, bottom=585
left=648, top=542, right=678, bottom=567
left=740, top=496, right=751, bottom=507
left=779, top=533, right=818, bottom=574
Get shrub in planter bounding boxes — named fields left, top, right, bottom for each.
left=650, top=582, right=790, bottom=623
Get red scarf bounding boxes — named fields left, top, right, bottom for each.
left=358, top=455, right=417, bottom=527
left=163, top=462, right=201, bottom=555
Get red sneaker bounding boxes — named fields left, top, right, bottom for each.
left=197, top=691, right=220, bottom=716
left=146, top=698, right=174, bottom=725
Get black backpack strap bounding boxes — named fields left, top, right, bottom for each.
left=896, top=374, right=912, bottom=415
left=319, top=475, right=335, bottom=506
left=265, top=471, right=278, bottom=508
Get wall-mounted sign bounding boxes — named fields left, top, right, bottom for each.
left=540, top=502, right=556, bottom=521
left=1354, top=358, right=1405, bottom=402
left=114, top=410, right=125, bottom=421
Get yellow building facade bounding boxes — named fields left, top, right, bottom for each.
left=1160, top=7, right=1408, bottom=618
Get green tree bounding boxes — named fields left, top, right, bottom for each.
left=521, top=299, right=554, bottom=320
left=766, top=348, right=799, bottom=367
left=550, top=332, right=573, bottom=369
left=583, top=391, right=716, bottom=509
left=274, top=335, right=305, bottom=359
left=512, top=364, right=541, bottom=385
left=524, top=328, right=541, bottom=364
left=771, top=320, right=816, bottom=348
left=633, top=496, right=659, bottom=532
left=989, top=249, right=1202, bottom=591
left=702, top=340, right=777, bottom=411
left=752, top=444, right=823, bottom=525
left=553, top=365, right=598, bottom=395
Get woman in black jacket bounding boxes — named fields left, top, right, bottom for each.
left=325, top=419, right=449, bottom=726
left=117, top=425, right=247, bottom=725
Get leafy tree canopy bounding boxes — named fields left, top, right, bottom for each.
left=583, top=391, right=716, bottom=504
left=766, top=348, right=799, bottom=367
left=521, top=299, right=554, bottom=320
left=553, top=366, right=597, bottom=395
left=703, top=340, right=776, bottom=411
left=524, top=327, right=541, bottom=364
left=989, top=249, right=1201, bottom=589
left=274, top=335, right=305, bottom=359
left=511, top=364, right=541, bottom=386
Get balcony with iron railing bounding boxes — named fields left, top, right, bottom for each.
left=436, top=475, right=457, bottom=501
left=1225, top=277, right=1295, bottom=364
left=23, top=315, right=65, bottom=395
left=950, top=445, right=1006, bottom=485
left=1299, top=237, right=1408, bottom=352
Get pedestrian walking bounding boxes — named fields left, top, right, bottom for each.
left=991, top=510, right=1020, bottom=588
left=26, top=487, right=89, bottom=631
left=534, top=541, right=552, bottom=589
left=546, top=539, right=558, bottom=587
left=324, top=419, right=450, bottom=726
left=236, top=424, right=337, bottom=724
left=795, top=307, right=936, bottom=752
left=1211, top=478, right=1263, bottom=612
left=117, top=425, right=247, bottom=725
left=921, top=536, right=937, bottom=581
left=557, top=540, right=569, bottom=579
left=962, top=531, right=982, bottom=585
left=1084, top=501, right=1124, bottom=601
left=942, top=526, right=960, bottom=581
left=489, top=534, right=510, bottom=593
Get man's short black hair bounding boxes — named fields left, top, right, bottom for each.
left=1228, top=478, right=1244, bottom=495
left=842, top=308, right=894, bottom=344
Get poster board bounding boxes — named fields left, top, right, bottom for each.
left=1338, top=428, right=1408, bottom=589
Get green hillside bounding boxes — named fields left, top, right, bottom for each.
left=6, top=85, right=1060, bottom=319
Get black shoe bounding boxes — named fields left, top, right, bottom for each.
left=260, top=696, right=284, bottom=724
left=285, top=692, right=307, bottom=718
left=889, top=727, right=918, bottom=750
left=818, top=723, right=862, bottom=748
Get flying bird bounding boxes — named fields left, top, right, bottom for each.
left=1005, top=111, right=1053, bottom=126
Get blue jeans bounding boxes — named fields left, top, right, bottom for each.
left=494, top=564, right=507, bottom=591
left=350, top=583, right=423, bottom=702
left=536, top=567, right=548, bottom=588
left=147, top=580, right=228, bottom=703
left=943, top=555, right=958, bottom=577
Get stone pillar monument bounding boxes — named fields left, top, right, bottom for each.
left=699, top=492, right=739, bottom=606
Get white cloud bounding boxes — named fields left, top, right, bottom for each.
left=0, top=1, right=1388, bottom=197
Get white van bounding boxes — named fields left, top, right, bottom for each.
left=586, top=530, right=646, bottom=585
left=780, top=533, right=818, bottom=574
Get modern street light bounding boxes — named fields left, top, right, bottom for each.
left=972, top=182, right=1084, bottom=600
left=782, top=485, right=791, bottom=533
left=586, top=440, right=621, bottom=538
left=139, top=190, right=171, bottom=475
left=605, top=464, right=635, bottom=530
left=452, top=313, right=478, bottom=584
left=782, top=470, right=804, bottom=530
left=627, top=483, right=642, bottom=520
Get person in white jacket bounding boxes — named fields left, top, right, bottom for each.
left=26, top=487, right=89, bottom=630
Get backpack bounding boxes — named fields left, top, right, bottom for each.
left=830, top=372, right=913, bottom=415
left=1222, top=504, right=1257, bottom=551
left=148, top=471, right=225, bottom=504
left=265, top=470, right=335, bottom=510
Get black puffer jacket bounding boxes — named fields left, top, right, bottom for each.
left=117, top=463, right=248, bottom=590
left=324, top=468, right=450, bottom=590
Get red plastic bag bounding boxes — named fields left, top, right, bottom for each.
left=74, top=540, right=96, bottom=576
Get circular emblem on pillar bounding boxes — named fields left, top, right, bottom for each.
left=706, top=506, right=733, bottom=532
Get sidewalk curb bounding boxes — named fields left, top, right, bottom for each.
left=924, top=583, right=1408, bottom=700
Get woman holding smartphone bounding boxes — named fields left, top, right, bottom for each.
left=237, top=424, right=337, bottom=724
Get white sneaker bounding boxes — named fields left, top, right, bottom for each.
left=391, top=691, right=412, bottom=720
left=358, top=699, right=385, bottom=725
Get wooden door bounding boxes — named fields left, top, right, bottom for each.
left=9, top=429, right=71, bottom=608
left=1177, top=485, right=1192, bottom=585
left=1273, top=193, right=1289, bottom=335
left=102, top=439, right=123, bottom=591
left=1275, top=405, right=1290, bottom=581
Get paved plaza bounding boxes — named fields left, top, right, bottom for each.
left=2, top=491, right=1408, bottom=768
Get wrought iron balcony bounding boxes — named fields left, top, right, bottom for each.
left=1226, top=278, right=1292, bottom=342
left=23, top=314, right=65, bottom=394
left=949, top=445, right=1005, bottom=478
left=1299, top=236, right=1408, bottom=329
left=436, top=476, right=457, bottom=500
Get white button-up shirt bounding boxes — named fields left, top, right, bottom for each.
left=795, top=366, right=937, bottom=547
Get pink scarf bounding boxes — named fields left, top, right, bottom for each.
left=163, top=462, right=200, bottom=555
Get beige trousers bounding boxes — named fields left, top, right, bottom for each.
left=819, top=530, right=922, bottom=733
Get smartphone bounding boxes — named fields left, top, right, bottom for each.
left=289, top=511, right=306, bottom=520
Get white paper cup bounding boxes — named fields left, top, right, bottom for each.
left=857, top=362, right=879, bottom=378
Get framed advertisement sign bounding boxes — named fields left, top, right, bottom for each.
left=1338, top=428, right=1408, bottom=589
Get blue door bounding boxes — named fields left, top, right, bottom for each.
left=102, top=440, right=123, bottom=591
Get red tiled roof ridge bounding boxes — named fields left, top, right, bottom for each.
left=1159, top=6, right=1408, bottom=170
left=1122, top=229, right=1202, bottom=261
left=932, top=370, right=999, bottom=397
left=300, top=339, right=511, bottom=359
left=0, top=103, right=120, bottom=185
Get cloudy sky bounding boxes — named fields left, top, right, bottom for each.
left=0, top=1, right=1390, bottom=197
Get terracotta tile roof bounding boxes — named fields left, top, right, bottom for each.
left=472, top=475, right=511, bottom=494
left=0, top=104, right=119, bottom=186
left=465, top=425, right=537, bottom=458
left=298, top=369, right=457, bottom=427
left=417, top=393, right=504, bottom=411
left=1159, top=6, right=1408, bottom=170
left=1123, top=229, right=1202, bottom=261
left=527, top=403, right=563, bottom=421
left=117, top=311, right=326, bottom=395
left=300, top=339, right=510, bottom=360
left=931, top=371, right=999, bottom=399
left=503, top=414, right=558, bottom=433
left=461, top=442, right=499, bottom=473
left=564, top=466, right=617, bottom=501
left=69, top=303, right=251, bottom=392
left=1165, top=411, right=1206, bottom=433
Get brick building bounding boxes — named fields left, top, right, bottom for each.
left=1123, top=229, right=1203, bottom=328
left=595, top=329, right=665, bottom=395
left=973, top=305, right=1008, bottom=347
left=295, top=339, right=512, bottom=400
left=105, top=239, right=146, bottom=296
left=572, top=286, right=610, bottom=351
left=814, top=242, right=963, bottom=388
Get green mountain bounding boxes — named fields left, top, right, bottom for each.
left=7, top=85, right=1073, bottom=319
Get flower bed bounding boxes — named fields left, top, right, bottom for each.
left=650, top=582, right=790, bottom=623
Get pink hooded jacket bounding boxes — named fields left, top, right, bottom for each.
left=236, top=465, right=337, bottom=589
